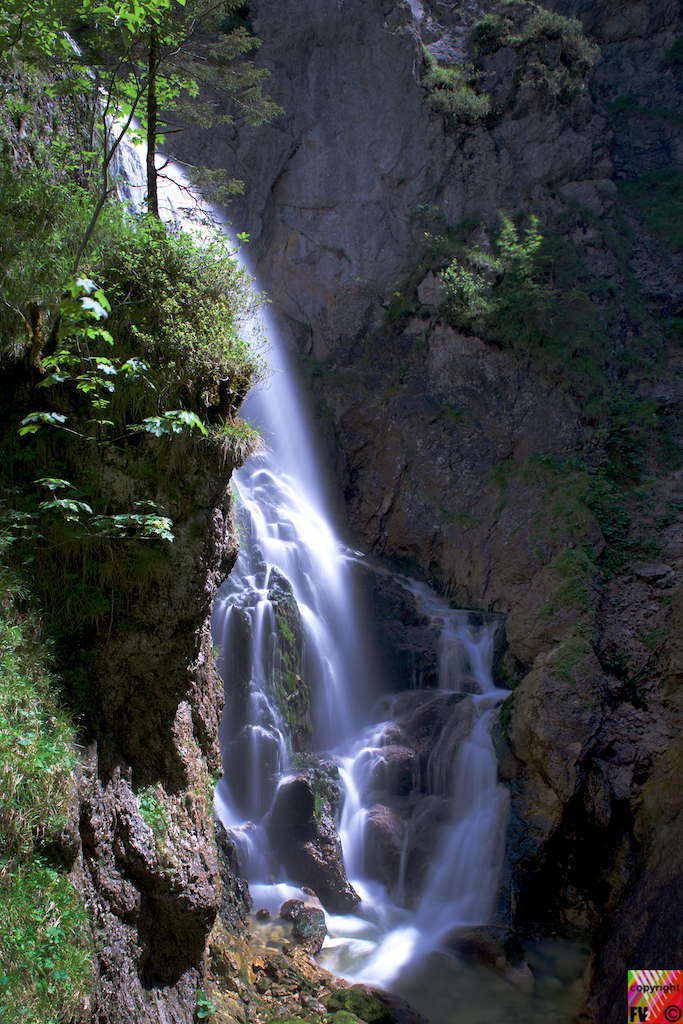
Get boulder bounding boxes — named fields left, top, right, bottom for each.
left=267, top=768, right=360, bottom=913
left=507, top=641, right=605, bottom=806
left=327, top=986, right=395, bottom=1024
left=279, top=899, right=327, bottom=955
left=352, top=745, right=416, bottom=801
left=363, top=804, right=405, bottom=892
left=492, top=638, right=607, bottom=898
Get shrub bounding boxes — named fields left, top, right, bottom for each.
left=471, top=2, right=600, bottom=101
left=422, top=49, right=490, bottom=123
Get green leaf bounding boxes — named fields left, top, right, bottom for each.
left=35, top=478, right=74, bottom=492
left=132, top=410, right=208, bottom=437
left=39, top=498, right=93, bottom=516
left=18, top=412, right=68, bottom=436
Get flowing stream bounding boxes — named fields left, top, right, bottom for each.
left=116, top=139, right=588, bottom=1023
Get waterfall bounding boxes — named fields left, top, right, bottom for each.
left=114, top=135, right=511, bottom=994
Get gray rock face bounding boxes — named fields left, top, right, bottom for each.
left=493, top=642, right=606, bottom=882
left=170, top=0, right=612, bottom=358
left=508, top=644, right=605, bottom=805
left=552, top=0, right=683, bottom=176
left=321, top=323, right=584, bottom=610
left=77, top=748, right=219, bottom=1024
left=161, top=0, right=683, bottom=1010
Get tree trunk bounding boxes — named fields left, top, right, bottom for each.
left=146, top=28, right=159, bottom=218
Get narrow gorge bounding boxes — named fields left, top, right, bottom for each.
left=1, top=0, right=683, bottom=1023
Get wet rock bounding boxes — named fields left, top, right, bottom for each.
left=225, top=723, right=283, bottom=819
left=267, top=568, right=311, bottom=753
left=352, top=565, right=440, bottom=690
left=353, top=745, right=417, bottom=800
left=445, top=925, right=534, bottom=989
left=388, top=690, right=474, bottom=796
left=279, top=899, right=327, bottom=955
left=279, top=898, right=305, bottom=920
left=330, top=1012, right=367, bottom=1024
left=363, top=804, right=404, bottom=892
left=256, top=907, right=271, bottom=921
left=268, top=769, right=360, bottom=913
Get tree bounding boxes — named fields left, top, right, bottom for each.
left=1, top=0, right=281, bottom=261
left=80, top=0, right=282, bottom=219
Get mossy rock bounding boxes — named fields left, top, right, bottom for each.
left=327, top=1012, right=366, bottom=1024
left=266, top=1015, right=313, bottom=1024
left=268, top=1018, right=312, bottom=1024
left=326, top=987, right=395, bottom=1024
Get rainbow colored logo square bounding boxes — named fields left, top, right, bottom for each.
left=629, top=970, right=683, bottom=1023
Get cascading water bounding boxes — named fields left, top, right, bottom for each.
left=114, top=136, right=588, bottom=1023
left=320, top=582, right=510, bottom=989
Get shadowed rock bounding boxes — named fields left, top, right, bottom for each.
left=268, top=768, right=360, bottom=913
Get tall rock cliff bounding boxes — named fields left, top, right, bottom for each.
left=169, top=1, right=683, bottom=1019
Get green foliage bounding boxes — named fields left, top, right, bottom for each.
left=0, top=550, right=91, bottom=1022
left=0, top=859, right=92, bottom=1024
left=551, top=547, right=596, bottom=612
left=608, top=94, right=683, bottom=126
left=1, top=0, right=281, bottom=237
left=471, top=2, right=600, bottom=101
left=138, top=785, right=170, bottom=843
left=0, top=139, right=266, bottom=709
left=195, top=988, right=217, bottom=1021
left=99, top=217, right=268, bottom=426
left=422, top=49, right=490, bottom=122
left=618, top=169, right=683, bottom=253
left=442, top=214, right=546, bottom=339
left=513, top=7, right=600, bottom=97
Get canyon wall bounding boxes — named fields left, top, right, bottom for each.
left=169, top=1, right=683, bottom=1018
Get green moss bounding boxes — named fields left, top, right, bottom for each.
left=437, top=400, right=472, bottom=426
left=137, top=785, right=170, bottom=845
left=500, top=693, right=515, bottom=736
left=552, top=636, right=592, bottom=682
left=326, top=987, right=393, bottom=1024
left=551, top=547, right=596, bottom=612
